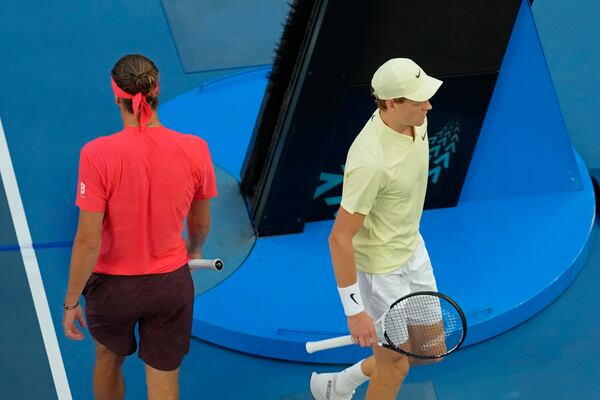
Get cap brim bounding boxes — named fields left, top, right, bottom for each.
left=404, top=76, right=443, bottom=102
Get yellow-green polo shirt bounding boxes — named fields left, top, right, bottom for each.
left=340, top=110, right=429, bottom=274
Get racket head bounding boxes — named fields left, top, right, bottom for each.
left=381, top=291, right=467, bottom=359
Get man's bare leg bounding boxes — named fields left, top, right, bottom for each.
left=93, top=342, right=125, bottom=400
left=145, top=364, right=180, bottom=400
left=366, top=345, right=410, bottom=400
left=356, top=346, right=433, bottom=379
left=407, top=322, right=446, bottom=365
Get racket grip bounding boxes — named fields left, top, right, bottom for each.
left=305, top=335, right=354, bottom=353
left=188, top=258, right=224, bottom=271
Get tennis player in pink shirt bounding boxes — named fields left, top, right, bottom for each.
left=62, top=54, right=217, bottom=400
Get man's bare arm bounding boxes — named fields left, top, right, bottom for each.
left=64, top=210, right=104, bottom=306
left=186, top=199, right=211, bottom=258
left=329, top=207, right=365, bottom=287
left=63, top=210, right=103, bottom=340
left=329, top=207, right=377, bottom=347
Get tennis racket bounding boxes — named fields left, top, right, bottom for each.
left=188, top=258, right=224, bottom=271
left=306, top=291, right=467, bottom=359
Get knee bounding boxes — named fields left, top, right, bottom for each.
left=96, top=344, right=124, bottom=366
left=391, top=357, right=410, bottom=378
left=380, top=357, right=410, bottom=381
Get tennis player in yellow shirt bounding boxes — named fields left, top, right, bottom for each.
left=310, top=58, right=443, bottom=400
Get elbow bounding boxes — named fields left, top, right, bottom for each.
left=328, top=233, right=336, bottom=248
left=74, top=235, right=102, bottom=250
left=190, top=221, right=211, bottom=236
left=328, top=231, right=345, bottom=251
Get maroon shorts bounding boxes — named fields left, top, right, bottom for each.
left=83, top=264, right=194, bottom=371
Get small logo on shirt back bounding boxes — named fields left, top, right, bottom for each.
left=80, top=182, right=86, bottom=197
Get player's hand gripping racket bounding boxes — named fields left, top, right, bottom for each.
left=188, top=258, right=224, bottom=271
left=306, top=291, right=467, bottom=359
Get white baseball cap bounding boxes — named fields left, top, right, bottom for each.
left=371, top=58, right=442, bottom=101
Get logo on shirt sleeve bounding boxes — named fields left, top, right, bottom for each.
left=80, top=182, right=86, bottom=197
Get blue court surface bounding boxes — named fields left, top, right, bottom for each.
left=1, top=1, right=599, bottom=399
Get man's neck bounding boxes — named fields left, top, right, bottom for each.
left=121, top=111, right=161, bottom=128
left=379, top=110, right=413, bottom=138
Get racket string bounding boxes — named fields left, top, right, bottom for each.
left=384, top=294, right=464, bottom=358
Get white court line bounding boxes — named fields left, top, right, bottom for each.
left=0, top=118, right=72, bottom=399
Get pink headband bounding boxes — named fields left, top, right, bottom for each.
left=111, top=77, right=158, bottom=131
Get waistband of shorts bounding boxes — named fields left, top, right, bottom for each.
left=91, top=263, right=189, bottom=279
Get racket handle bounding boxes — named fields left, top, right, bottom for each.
left=305, top=335, right=354, bottom=353
left=188, top=258, right=224, bottom=271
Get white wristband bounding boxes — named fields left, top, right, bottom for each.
left=338, top=283, right=364, bottom=316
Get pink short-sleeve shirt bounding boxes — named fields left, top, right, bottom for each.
left=76, top=126, right=217, bottom=275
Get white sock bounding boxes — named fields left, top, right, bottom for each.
left=334, top=359, right=370, bottom=394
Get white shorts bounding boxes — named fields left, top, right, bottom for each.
left=357, top=237, right=438, bottom=340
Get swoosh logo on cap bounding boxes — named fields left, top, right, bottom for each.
left=416, top=69, right=421, bottom=78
